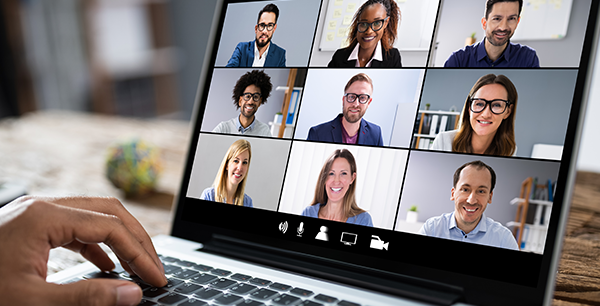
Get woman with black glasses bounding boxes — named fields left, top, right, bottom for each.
left=431, top=74, right=518, bottom=156
left=327, top=0, right=402, bottom=68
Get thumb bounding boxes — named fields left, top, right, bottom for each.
left=47, top=279, right=142, bottom=306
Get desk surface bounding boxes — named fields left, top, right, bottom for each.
left=1, top=111, right=598, bottom=305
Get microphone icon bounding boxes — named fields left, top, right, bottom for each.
left=297, top=222, right=304, bottom=236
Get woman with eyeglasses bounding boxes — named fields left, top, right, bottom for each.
left=201, top=139, right=254, bottom=207
left=302, top=149, right=373, bottom=227
left=327, top=0, right=401, bottom=68
left=431, top=74, right=518, bottom=156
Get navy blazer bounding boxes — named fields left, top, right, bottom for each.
left=226, top=41, right=286, bottom=67
left=307, top=114, right=384, bottom=146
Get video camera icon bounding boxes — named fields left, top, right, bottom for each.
left=370, top=235, right=389, bottom=250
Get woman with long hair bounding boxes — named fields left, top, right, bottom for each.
left=201, top=139, right=253, bottom=207
left=302, top=149, right=372, bottom=226
left=431, top=74, right=518, bottom=156
left=327, top=0, right=402, bottom=68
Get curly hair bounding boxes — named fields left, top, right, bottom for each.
left=347, top=0, right=401, bottom=53
left=232, top=70, right=273, bottom=109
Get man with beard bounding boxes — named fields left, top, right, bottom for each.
left=226, top=3, right=286, bottom=67
left=418, top=160, right=519, bottom=250
left=444, top=0, right=539, bottom=68
left=307, top=73, right=383, bottom=146
left=213, top=70, right=272, bottom=136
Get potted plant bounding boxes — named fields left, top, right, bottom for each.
left=274, top=112, right=283, bottom=124
left=406, top=205, right=418, bottom=223
left=465, top=32, right=476, bottom=46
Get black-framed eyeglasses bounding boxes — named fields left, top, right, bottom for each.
left=242, top=92, right=262, bottom=102
left=357, top=16, right=389, bottom=33
left=344, top=93, right=371, bottom=104
left=257, top=23, right=276, bottom=31
left=470, top=98, right=511, bottom=115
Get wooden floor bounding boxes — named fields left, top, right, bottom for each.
left=2, top=111, right=600, bottom=305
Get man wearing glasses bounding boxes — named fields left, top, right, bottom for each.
left=213, top=70, right=273, bottom=137
left=444, top=0, right=539, bottom=68
left=226, top=3, right=286, bottom=67
left=307, top=73, right=383, bottom=146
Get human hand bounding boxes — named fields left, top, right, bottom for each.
left=0, top=196, right=168, bottom=306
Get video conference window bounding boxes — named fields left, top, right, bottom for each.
left=396, top=151, right=560, bottom=253
left=187, top=133, right=291, bottom=212
left=431, top=0, right=591, bottom=67
left=214, top=0, right=321, bottom=67
left=309, top=0, right=438, bottom=67
left=294, top=69, right=423, bottom=148
left=415, top=69, right=577, bottom=159
left=279, top=141, right=407, bottom=230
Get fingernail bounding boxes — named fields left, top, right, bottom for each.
left=116, top=284, right=141, bottom=306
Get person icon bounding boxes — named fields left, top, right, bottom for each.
left=316, top=226, right=329, bottom=241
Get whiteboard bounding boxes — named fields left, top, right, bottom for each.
left=512, top=0, right=573, bottom=40
left=318, top=0, right=439, bottom=52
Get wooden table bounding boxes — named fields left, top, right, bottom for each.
left=1, top=111, right=598, bottom=305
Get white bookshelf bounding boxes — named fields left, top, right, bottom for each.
left=413, top=110, right=460, bottom=149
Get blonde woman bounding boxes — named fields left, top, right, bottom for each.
left=302, top=149, right=372, bottom=226
left=201, top=139, right=253, bottom=207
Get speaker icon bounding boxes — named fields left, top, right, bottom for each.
left=279, top=221, right=288, bottom=234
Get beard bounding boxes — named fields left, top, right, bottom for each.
left=256, top=35, right=272, bottom=48
left=486, top=29, right=512, bottom=47
left=343, top=107, right=364, bottom=124
left=240, top=103, right=258, bottom=118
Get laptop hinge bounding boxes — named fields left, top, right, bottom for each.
left=200, top=234, right=465, bottom=306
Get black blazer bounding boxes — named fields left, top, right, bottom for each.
left=327, top=46, right=402, bottom=68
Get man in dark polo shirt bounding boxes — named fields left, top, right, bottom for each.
left=444, top=0, right=539, bottom=68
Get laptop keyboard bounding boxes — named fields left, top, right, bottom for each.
left=75, top=254, right=361, bottom=306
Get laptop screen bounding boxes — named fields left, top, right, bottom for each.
left=173, top=0, right=599, bottom=304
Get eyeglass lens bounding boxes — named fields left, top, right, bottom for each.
left=470, top=98, right=509, bottom=114
left=345, top=93, right=370, bottom=104
left=257, top=23, right=275, bottom=31
left=243, top=92, right=261, bottom=102
left=357, top=17, right=388, bottom=33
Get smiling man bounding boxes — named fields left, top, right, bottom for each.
left=226, top=3, right=286, bottom=67
left=213, top=70, right=273, bottom=137
left=307, top=73, right=383, bottom=146
left=418, top=160, right=519, bottom=250
left=444, top=0, right=539, bottom=68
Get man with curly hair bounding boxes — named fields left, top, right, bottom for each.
left=213, top=70, right=273, bottom=137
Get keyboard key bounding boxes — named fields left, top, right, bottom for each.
left=173, top=269, right=200, bottom=280
left=210, top=278, right=238, bottom=290
left=190, top=273, right=219, bottom=285
left=230, top=283, right=258, bottom=295
left=236, top=300, right=266, bottom=306
left=165, top=278, right=184, bottom=289
left=249, top=278, right=272, bottom=286
left=158, top=293, right=188, bottom=305
left=230, top=273, right=253, bottom=282
left=160, top=256, right=179, bottom=263
left=298, top=301, right=323, bottom=306
left=192, top=263, right=213, bottom=272
left=138, top=299, right=158, bottom=306
left=179, top=298, right=209, bottom=306
left=314, top=294, right=338, bottom=304
left=272, top=294, right=301, bottom=305
left=337, top=301, right=360, bottom=306
left=269, top=282, right=292, bottom=291
left=250, top=288, right=279, bottom=301
left=143, top=287, right=169, bottom=299
left=211, top=268, right=232, bottom=277
left=174, top=282, right=203, bottom=295
left=290, top=288, right=314, bottom=298
left=179, top=260, right=196, bottom=268
left=194, top=287, right=222, bottom=300
left=164, top=264, right=183, bottom=275
left=214, top=293, right=244, bottom=305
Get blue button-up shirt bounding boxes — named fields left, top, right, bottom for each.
left=418, top=212, right=519, bottom=250
left=444, top=39, right=540, bottom=68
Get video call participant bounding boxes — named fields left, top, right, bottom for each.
left=307, top=73, right=383, bottom=146
left=302, top=149, right=373, bottom=226
left=226, top=3, right=286, bottom=67
left=328, top=0, right=402, bottom=68
left=431, top=74, right=517, bottom=156
left=444, top=0, right=539, bottom=68
left=418, top=160, right=519, bottom=250
left=201, top=139, right=254, bottom=207
left=213, top=70, right=273, bottom=137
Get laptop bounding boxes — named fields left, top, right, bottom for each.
left=48, top=0, right=600, bottom=305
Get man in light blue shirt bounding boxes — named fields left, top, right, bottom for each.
left=418, top=160, right=519, bottom=250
